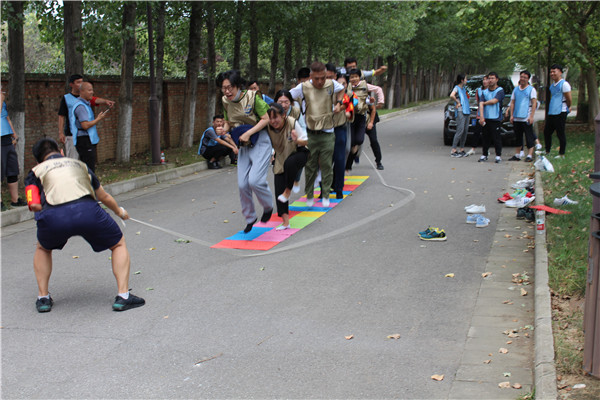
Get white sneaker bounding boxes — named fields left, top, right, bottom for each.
left=464, top=204, right=478, bottom=211
left=475, top=216, right=490, bottom=228
left=553, top=196, right=578, bottom=206
left=322, top=198, right=330, bottom=207
left=275, top=225, right=290, bottom=231
left=306, top=198, right=314, bottom=207
left=505, top=196, right=535, bottom=208
left=554, top=155, right=565, bottom=159
left=535, top=143, right=542, bottom=150
left=466, top=214, right=482, bottom=224
left=511, top=178, right=535, bottom=189
left=292, top=183, right=300, bottom=194
left=277, top=194, right=289, bottom=203
left=465, top=204, right=486, bottom=214
left=466, top=149, right=475, bottom=156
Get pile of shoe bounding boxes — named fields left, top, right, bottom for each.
left=464, top=204, right=489, bottom=228
left=418, top=226, right=447, bottom=241
left=503, top=177, right=535, bottom=208
left=465, top=204, right=486, bottom=214
left=511, top=178, right=535, bottom=190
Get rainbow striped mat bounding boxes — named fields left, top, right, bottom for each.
left=211, top=176, right=369, bottom=250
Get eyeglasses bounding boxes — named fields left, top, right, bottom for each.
left=221, top=85, right=234, bottom=92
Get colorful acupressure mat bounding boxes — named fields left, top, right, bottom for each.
left=211, top=176, right=369, bottom=250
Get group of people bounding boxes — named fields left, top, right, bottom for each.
left=214, top=58, right=386, bottom=233
left=448, top=64, right=571, bottom=163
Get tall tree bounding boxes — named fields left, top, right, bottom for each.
left=206, top=1, right=217, bottom=125
left=155, top=1, right=166, bottom=139
left=6, top=1, right=25, bottom=179
left=63, top=0, right=83, bottom=91
left=116, top=2, right=136, bottom=163
left=232, top=1, right=243, bottom=71
left=248, top=2, right=258, bottom=80
left=180, top=1, right=202, bottom=148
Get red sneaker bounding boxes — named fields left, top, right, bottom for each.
left=497, top=193, right=513, bottom=203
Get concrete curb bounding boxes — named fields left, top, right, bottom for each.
left=0, top=161, right=210, bottom=228
left=534, top=167, right=559, bottom=400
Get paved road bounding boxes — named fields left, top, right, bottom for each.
left=2, top=104, right=530, bottom=399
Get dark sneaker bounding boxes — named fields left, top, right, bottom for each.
left=11, top=198, right=27, bottom=207
left=508, top=155, right=521, bottom=161
left=112, top=293, right=145, bottom=311
left=36, top=296, right=54, bottom=313
left=354, top=156, right=359, bottom=164
left=207, top=161, right=220, bottom=170
left=376, top=163, right=384, bottom=170
left=478, top=156, right=488, bottom=162
left=260, top=208, right=273, bottom=223
left=525, top=156, right=533, bottom=162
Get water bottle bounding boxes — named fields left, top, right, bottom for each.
left=160, top=151, right=165, bottom=164
left=536, top=210, right=545, bottom=234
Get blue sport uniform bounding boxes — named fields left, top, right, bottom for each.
left=25, top=154, right=122, bottom=252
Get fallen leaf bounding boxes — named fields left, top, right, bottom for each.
left=259, top=267, right=265, bottom=271
left=498, top=381, right=511, bottom=389
left=387, top=333, right=401, bottom=339
left=149, top=247, right=156, bottom=251
left=504, top=234, right=512, bottom=238
left=473, top=239, right=479, bottom=242
left=482, top=272, right=492, bottom=278
left=499, top=348, right=509, bottom=354
left=506, top=341, right=513, bottom=344
left=503, top=372, right=512, bottom=377
left=521, top=288, right=528, bottom=296
left=134, top=271, right=141, bottom=275
left=224, top=220, right=229, bottom=223
left=483, top=359, right=492, bottom=364
left=163, top=315, right=169, bottom=319
left=72, top=256, right=79, bottom=259
left=146, top=287, right=154, bottom=291
left=175, top=238, right=190, bottom=243
left=136, top=231, right=141, bottom=235
left=345, top=335, right=354, bottom=340
left=431, top=374, right=444, bottom=381
left=512, top=383, right=522, bottom=389
left=445, top=273, right=455, bottom=278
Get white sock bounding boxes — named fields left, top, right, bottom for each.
left=496, top=156, right=501, bottom=160
left=519, top=151, right=525, bottom=158
left=38, top=294, right=50, bottom=300
left=118, top=292, right=130, bottom=299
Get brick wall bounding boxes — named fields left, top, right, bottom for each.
left=2, top=74, right=211, bottom=172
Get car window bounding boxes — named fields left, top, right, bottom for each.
left=465, top=78, right=514, bottom=97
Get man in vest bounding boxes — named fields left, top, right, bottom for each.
left=478, top=72, right=505, bottom=163
left=58, top=74, right=114, bottom=159
left=290, top=61, right=345, bottom=207
left=507, top=70, right=538, bottom=162
left=544, top=64, right=572, bottom=158
left=70, top=82, right=109, bottom=172
left=25, top=138, right=145, bottom=313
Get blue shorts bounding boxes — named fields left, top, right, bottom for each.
left=36, top=198, right=123, bottom=252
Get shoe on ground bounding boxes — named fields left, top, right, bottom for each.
left=277, top=194, right=289, bottom=203
left=464, top=204, right=478, bottom=211
left=36, top=296, right=53, bottom=313
left=112, top=293, right=145, bottom=311
left=276, top=225, right=290, bottom=231
left=497, top=193, right=513, bottom=203
left=478, top=156, right=488, bottom=162
left=451, top=152, right=461, bottom=158
left=465, top=204, right=486, bottom=214
left=419, top=229, right=447, bottom=241
left=476, top=216, right=490, bottom=228
left=495, top=157, right=502, bottom=163
left=376, top=163, right=384, bottom=170
left=292, top=184, right=300, bottom=194
left=524, top=209, right=535, bottom=222
left=418, top=226, right=439, bottom=236
left=554, top=154, right=565, bottom=159
left=466, top=149, right=475, bottom=156
left=508, top=155, right=521, bottom=161
left=553, top=196, right=579, bottom=206
left=11, top=198, right=27, bottom=207
left=511, top=178, right=535, bottom=190
left=207, top=161, right=220, bottom=169
left=260, top=208, right=273, bottom=223
left=305, top=198, right=314, bottom=207
left=505, top=196, right=535, bottom=208
left=536, top=143, right=542, bottom=150
left=525, top=156, right=533, bottom=162
left=466, top=214, right=483, bottom=224
left=458, top=151, right=467, bottom=157
left=322, top=198, right=330, bottom=207
left=336, top=192, right=344, bottom=199
left=516, top=207, right=528, bottom=220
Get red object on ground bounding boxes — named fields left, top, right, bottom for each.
left=528, top=205, right=572, bottom=214
left=497, top=193, right=513, bottom=203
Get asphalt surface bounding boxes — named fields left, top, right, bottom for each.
left=2, top=104, right=541, bottom=399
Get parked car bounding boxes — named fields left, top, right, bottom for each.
left=443, top=75, right=515, bottom=146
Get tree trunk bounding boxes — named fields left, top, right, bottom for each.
left=63, top=0, right=83, bottom=91
left=232, top=1, right=242, bottom=71
left=395, top=61, right=403, bottom=107
left=405, top=58, right=412, bottom=104
left=248, top=2, right=258, bottom=81
left=268, top=33, right=279, bottom=97
left=386, top=55, right=395, bottom=109
left=180, top=1, right=202, bottom=148
left=305, top=40, right=312, bottom=66
left=116, top=2, right=136, bottom=163
left=586, top=71, right=599, bottom=129
left=294, top=36, right=302, bottom=72
left=7, top=0, right=25, bottom=180
left=206, top=1, right=217, bottom=126
left=283, top=36, right=293, bottom=88
left=156, top=1, right=166, bottom=141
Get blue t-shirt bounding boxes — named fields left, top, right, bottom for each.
left=1, top=102, right=13, bottom=136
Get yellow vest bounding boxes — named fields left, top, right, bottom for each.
left=302, top=80, right=336, bottom=131
left=352, top=80, right=369, bottom=115
left=267, top=116, right=298, bottom=175
left=32, top=157, right=96, bottom=205
left=222, top=90, right=259, bottom=128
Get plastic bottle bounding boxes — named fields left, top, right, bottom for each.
left=160, top=151, right=165, bottom=164
left=536, top=210, right=545, bottom=234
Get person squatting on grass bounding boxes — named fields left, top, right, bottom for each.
left=25, top=138, right=145, bottom=313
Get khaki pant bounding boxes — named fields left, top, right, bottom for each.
left=305, top=130, right=335, bottom=199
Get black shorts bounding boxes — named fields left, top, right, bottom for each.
left=36, top=198, right=123, bottom=252
left=1, top=139, right=19, bottom=180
